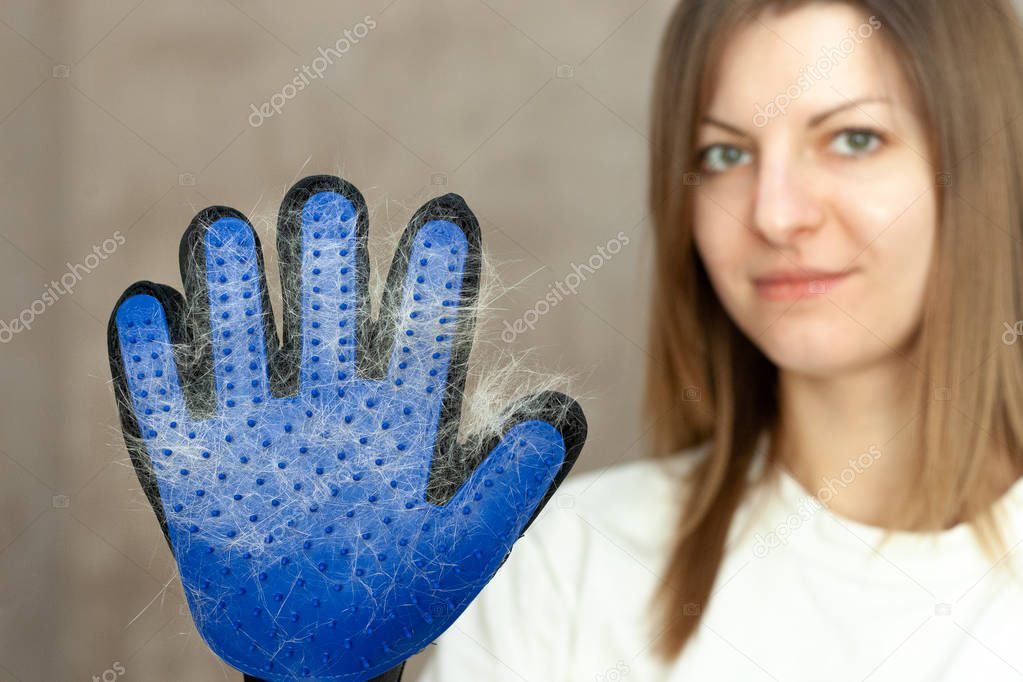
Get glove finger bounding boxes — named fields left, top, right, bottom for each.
left=181, top=209, right=275, bottom=411
left=277, top=175, right=368, bottom=403
left=379, top=194, right=479, bottom=414
left=441, top=391, right=586, bottom=543
left=108, top=282, right=192, bottom=537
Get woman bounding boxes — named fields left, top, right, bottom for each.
left=419, top=0, right=1023, bottom=679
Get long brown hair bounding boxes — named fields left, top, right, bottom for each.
left=646, top=0, right=1023, bottom=661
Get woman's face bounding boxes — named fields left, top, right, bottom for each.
left=692, top=4, right=936, bottom=378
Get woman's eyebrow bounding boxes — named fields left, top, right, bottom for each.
left=700, top=97, right=892, bottom=138
left=701, top=116, right=751, bottom=138
left=807, top=96, right=890, bottom=127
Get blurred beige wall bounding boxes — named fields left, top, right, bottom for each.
left=0, top=0, right=676, bottom=679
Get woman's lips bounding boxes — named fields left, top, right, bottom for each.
left=753, top=270, right=853, bottom=301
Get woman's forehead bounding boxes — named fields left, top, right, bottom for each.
left=704, top=4, right=908, bottom=125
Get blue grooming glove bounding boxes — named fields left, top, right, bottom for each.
left=108, top=175, right=586, bottom=682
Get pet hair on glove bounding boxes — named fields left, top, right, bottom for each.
left=107, top=175, right=587, bottom=682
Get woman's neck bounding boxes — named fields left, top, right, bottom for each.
left=773, top=357, right=926, bottom=528
left=772, top=358, right=1020, bottom=529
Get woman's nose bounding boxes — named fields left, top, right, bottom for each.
left=752, top=151, right=825, bottom=244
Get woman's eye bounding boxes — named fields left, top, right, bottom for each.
left=829, top=128, right=883, bottom=156
left=699, top=144, right=752, bottom=174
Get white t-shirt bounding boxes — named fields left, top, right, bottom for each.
left=416, top=431, right=1023, bottom=681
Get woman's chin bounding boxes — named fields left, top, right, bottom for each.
left=749, top=318, right=892, bottom=378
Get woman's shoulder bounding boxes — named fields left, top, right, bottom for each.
left=566, top=438, right=710, bottom=487
left=523, top=440, right=713, bottom=557
left=559, top=439, right=712, bottom=512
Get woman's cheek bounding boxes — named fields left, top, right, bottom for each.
left=693, top=221, right=755, bottom=334
left=835, top=185, right=936, bottom=347
left=693, top=218, right=740, bottom=299
left=694, top=192, right=753, bottom=272
left=837, top=150, right=934, bottom=243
